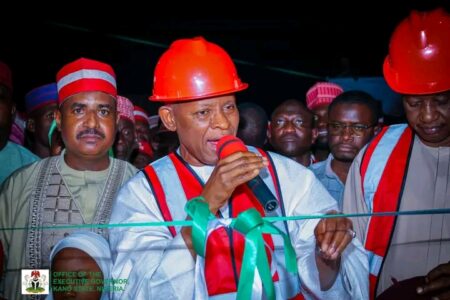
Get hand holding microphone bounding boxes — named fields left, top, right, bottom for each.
left=207, top=136, right=278, bottom=213
left=201, top=135, right=270, bottom=214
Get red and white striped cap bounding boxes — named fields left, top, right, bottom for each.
left=133, top=106, right=149, bottom=124
left=117, top=95, right=135, bottom=123
left=56, top=57, right=116, bottom=104
left=306, top=82, right=343, bottom=110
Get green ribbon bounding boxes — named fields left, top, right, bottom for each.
left=184, top=196, right=215, bottom=257
left=185, top=200, right=298, bottom=299
left=2, top=208, right=449, bottom=232
left=48, top=119, right=57, bottom=147
left=231, top=208, right=298, bottom=300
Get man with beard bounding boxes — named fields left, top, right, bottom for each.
left=306, top=82, right=344, bottom=162
left=343, top=8, right=450, bottom=298
left=310, top=91, right=379, bottom=210
left=0, top=61, right=39, bottom=185
left=0, top=58, right=137, bottom=299
left=268, top=99, right=317, bottom=167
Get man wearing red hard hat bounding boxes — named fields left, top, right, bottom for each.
left=110, top=37, right=368, bottom=299
left=343, top=8, right=450, bottom=299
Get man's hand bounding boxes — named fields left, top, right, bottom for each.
left=201, top=151, right=268, bottom=214
left=417, top=261, right=450, bottom=299
left=314, top=210, right=354, bottom=261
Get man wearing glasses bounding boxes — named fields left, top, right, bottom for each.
left=310, top=91, right=379, bottom=210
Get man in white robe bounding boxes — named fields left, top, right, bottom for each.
left=110, top=37, right=368, bottom=300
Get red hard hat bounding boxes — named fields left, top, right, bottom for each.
left=149, top=37, right=248, bottom=102
left=383, top=8, right=450, bottom=95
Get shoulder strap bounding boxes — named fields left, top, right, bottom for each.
left=362, top=126, right=414, bottom=298
left=142, top=164, right=177, bottom=237
left=256, top=148, right=281, bottom=203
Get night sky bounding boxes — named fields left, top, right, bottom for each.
left=2, top=1, right=448, bottom=115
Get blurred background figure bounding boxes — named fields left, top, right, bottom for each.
left=237, top=102, right=268, bottom=148
left=133, top=105, right=151, bottom=143
left=24, top=83, right=58, bottom=158
left=49, top=124, right=64, bottom=156
left=147, top=114, right=160, bottom=150
left=310, top=90, right=379, bottom=210
left=268, top=99, right=317, bottom=167
left=114, top=96, right=137, bottom=161
left=375, top=99, right=385, bottom=129
left=306, top=82, right=343, bottom=162
left=9, top=111, right=27, bottom=146
left=133, top=140, right=154, bottom=169
left=151, top=120, right=179, bottom=160
left=0, top=61, right=38, bottom=185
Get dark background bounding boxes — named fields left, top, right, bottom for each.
left=2, top=1, right=449, bottom=115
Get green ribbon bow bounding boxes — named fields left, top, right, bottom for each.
left=185, top=198, right=298, bottom=300
left=231, top=208, right=298, bottom=300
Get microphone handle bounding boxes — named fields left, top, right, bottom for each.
left=246, top=176, right=278, bottom=212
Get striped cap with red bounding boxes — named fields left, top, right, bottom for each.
left=117, top=95, right=135, bottom=123
left=56, top=57, right=117, bottom=104
left=306, top=82, right=343, bottom=110
left=133, top=106, right=150, bottom=124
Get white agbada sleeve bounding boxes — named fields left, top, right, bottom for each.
left=270, top=153, right=369, bottom=300
left=109, top=172, right=195, bottom=299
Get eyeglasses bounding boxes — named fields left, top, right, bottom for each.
left=328, top=122, right=375, bottom=136
left=273, top=118, right=311, bottom=129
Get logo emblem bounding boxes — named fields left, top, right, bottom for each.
left=21, top=269, right=49, bottom=295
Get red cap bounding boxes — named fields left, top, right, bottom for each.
left=56, top=57, right=116, bottom=104
left=306, top=82, right=343, bottom=110
left=0, top=61, right=12, bottom=91
left=138, top=141, right=153, bottom=157
left=134, top=106, right=150, bottom=124
left=216, top=135, right=247, bottom=160
left=117, top=96, right=135, bottom=123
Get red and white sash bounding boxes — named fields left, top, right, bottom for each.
left=360, top=124, right=414, bottom=298
left=143, top=147, right=303, bottom=299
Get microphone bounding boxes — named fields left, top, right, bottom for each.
left=216, top=136, right=278, bottom=213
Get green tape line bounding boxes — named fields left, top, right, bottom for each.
left=1, top=208, right=449, bottom=231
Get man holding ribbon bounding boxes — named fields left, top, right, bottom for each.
left=343, top=8, right=450, bottom=299
left=109, top=37, right=368, bottom=299
left=0, top=58, right=137, bottom=299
